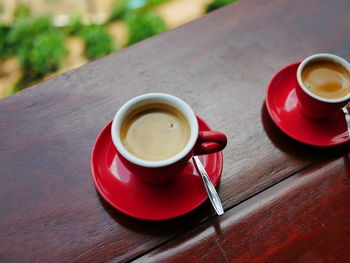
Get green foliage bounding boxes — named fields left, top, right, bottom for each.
left=1, top=16, right=51, bottom=60
left=2, top=1, right=172, bottom=95
left=67, top=17, right=116, bottom=60
left=78, top=26, right=115, bottom=60
left=108, top=0, right=168, bottom=22
left=147, top=0, right=168, bottom=5
left=108, top=0, right=129, bottom=22
left=13, top=4, right=31, bottom=19
left=0, top=27, right=5, bottom=51
left=206, top=0, right=239, bottom=13
left=125, top=10, right=167, bottom=45
left=65, top=15, right=84, bottom=35
left=7, top=16, right=51, bottom=49
left=0, top=26, right=11, bottom=59
left=24, top=30, right=66, bottom=76
left=5, top=16, right=66, bottom=85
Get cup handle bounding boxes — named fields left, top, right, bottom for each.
left=194, top=131, right=227, bottom=155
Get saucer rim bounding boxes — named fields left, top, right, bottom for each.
left=265, top=62, right=349, bottom=147
left=90, top=116, right=223, bottom=221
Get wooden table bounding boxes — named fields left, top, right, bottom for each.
left=1, top=0, right=350, bottom=262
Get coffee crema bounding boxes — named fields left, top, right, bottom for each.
left=120, top=103, right=190, bottom=161
left=301, top=59, right=350, bottom=100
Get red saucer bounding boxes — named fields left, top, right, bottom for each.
left=90, top=116, right=223, bottom=221
left=266, top=62, right=349, bottom=147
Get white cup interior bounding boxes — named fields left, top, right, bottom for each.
left=297, top=53, right=350, bottom=103
left=111, top=93, right=199, bottom=168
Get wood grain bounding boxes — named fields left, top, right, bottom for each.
left=1, top=0, right=350, bottom=262
left=135, top=155, right=350, bottom=263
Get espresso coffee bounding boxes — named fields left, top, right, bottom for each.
left=301, top=59, right=350, bottom=99
left=120, top=103, right=190, bottom=161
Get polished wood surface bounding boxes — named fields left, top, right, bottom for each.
left=136, top=155, right=350, bottom=262
left=1, top=0, right=350, bottom=262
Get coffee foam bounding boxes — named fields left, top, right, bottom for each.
left=302, top=59, right=350, bottom=100
left=120, top=103, right=190, bottom=161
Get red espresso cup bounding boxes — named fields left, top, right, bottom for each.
left=295, top=53, right=350, bottom=120
left=111, top=93, right=227, bottom=184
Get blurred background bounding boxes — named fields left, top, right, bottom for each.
left=0, top=0, right=238, bottom=98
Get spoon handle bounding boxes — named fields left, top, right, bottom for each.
left=193, top=156, right=224, bottom=216
left=342, top=105, right=350, bottom=137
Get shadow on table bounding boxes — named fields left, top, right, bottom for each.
left=96, top=186, right=224, bottom=237
left=261, top=101, right=350, bottom=159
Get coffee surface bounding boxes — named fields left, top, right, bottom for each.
left=302, top=59, right=350, bottom=99
left=120, top=103, right=190, bottom=161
